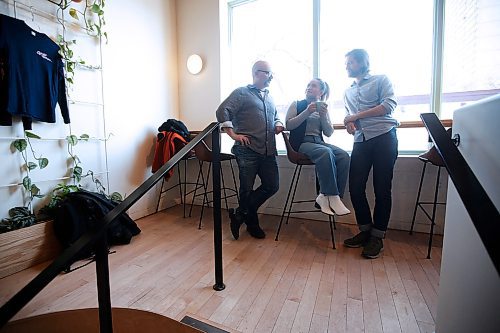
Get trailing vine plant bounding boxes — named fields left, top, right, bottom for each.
left=66, top=133, right=123, bottom=202
left=55, top=0, right=107, bottom=89
left=56, top=35, right=84, bottom=87
left=11, top=131, right=48, bottom=208
left=68, top=0, right=108, bottom=42
left=1, top=132, right=47, bottom=232
left=55, top=0, right=107, bottom=41
left=66, top=133, right=89, bottom=182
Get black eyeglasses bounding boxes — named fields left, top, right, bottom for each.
left=257, top=70, right=273, bottom=76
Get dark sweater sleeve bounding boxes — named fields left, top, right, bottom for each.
left=57, top=58, right=70, bottom=124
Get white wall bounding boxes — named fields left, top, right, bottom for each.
left=101, top=0, right=179, bottom=219
left=176, top=0, right=221, bottom=131
left=180, top=153, right=447, bottom=234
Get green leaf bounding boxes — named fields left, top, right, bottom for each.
left=67, top=135, right=78, bottom=146
left=69, top=8, right=79, bottom=20
left=67, top=185, right=80, bottom=192
left=30, top=184, right=41, bottom=196
left=25, top=131, right=41, bottom=139
left=39, top=158, right=49, bottom=169
left=12, top=139, right=27, bottom=152
left=22, top=176, right=31, bottom=191
left=110, top=192, right=123, bottom=202
left=91, top=4, right=100, bottom=13
left=27, top=162, right=37, bottom=171
left=80, top=134, right=90, bottom=141
left=73, top=166, right=83, bottom=176
left=9, top=207, right=30, bottom=217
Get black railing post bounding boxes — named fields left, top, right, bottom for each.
left=212, top=126, right=225, bottom=291
left=95, top=235, right=113, bottom=333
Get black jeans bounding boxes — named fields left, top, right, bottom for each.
left=349, top=128, right=398, bottom=237
left=232, top=145, right=279, bottom=226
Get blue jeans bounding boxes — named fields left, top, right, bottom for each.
left=298, top=136, right=350, bottom=197
left=349, top=128, right=398, bottom=238
left=231, top=145, right=279, bottom=225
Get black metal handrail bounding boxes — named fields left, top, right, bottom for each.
left=421, top=113, right=500, bottom=275
left=0, top=122, right=225, bottom=331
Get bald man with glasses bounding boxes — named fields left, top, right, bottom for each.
left=216, top=60, right=284, bottom=240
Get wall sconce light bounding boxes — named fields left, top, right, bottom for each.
left=187, top=54, right=203, bottom=75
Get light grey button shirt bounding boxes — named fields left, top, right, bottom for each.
left=344, top=74, right=399, bottom=142
left=216, top=85, right=282, bottom=156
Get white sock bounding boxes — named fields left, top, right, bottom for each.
left=328, top=195, right=351, bottom=216
left=316, top=194, right=334, bottom=215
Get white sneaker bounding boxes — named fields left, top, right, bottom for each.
left=328, top=195, right=351, bottom=216
left=316, top=194, right=335, bottom=215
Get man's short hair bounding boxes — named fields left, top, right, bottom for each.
left=346, top=49, right=370, bottom=74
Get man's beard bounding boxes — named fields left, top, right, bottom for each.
left=348, top=69, right=362, bottom=78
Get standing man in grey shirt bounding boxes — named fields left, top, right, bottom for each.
left=216, top=60, right=284, bottom=240
left=342, top=49, right=399, bottom=259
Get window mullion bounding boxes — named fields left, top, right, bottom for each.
left=431, top=0, right=445, bottom=118
left=313, top=0, right=320, bottom=77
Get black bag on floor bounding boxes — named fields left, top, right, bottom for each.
left=53, top=190, right=141, bottom=270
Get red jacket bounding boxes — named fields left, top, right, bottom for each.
left=152, top=131, right=187, bottom=179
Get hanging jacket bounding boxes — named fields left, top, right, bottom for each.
left=152, top=131, right=188, bottom=179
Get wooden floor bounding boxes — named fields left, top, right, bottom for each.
left=0, top=206, right=442, bottom=333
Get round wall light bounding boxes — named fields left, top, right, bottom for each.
left=187, top=54, right=203, bottom=75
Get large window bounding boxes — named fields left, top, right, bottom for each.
left=229, top=0, right=312, bottom=115
left=226, top=0, right=500, bottom=153
left=320, top=0, right=433, bottom=124
left=441, top=0, right=500, bottom=119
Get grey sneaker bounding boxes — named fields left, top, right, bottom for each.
left=361, top=237, right=384, bottom=259
left=343, top=231, right=371, bottom=248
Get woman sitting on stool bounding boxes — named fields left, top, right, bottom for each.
left=285, top=78, right=351, bottom=216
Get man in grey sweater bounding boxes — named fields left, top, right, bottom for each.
left=216, top=60, right=284, bottom=239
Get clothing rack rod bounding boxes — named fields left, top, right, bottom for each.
left=76, top=63, right=103, bottom=71
left=0, top=170, right=109, bottom=189
left=13, top=0, right=62, bottom=23
left=69, top=100, right=104, bottom=107
left=0, top=136, right=106, bottom=141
